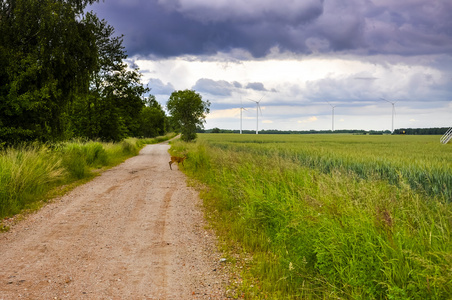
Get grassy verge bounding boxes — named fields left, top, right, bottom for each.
left=0, top=133, right=175, bottom=223
left=171, top=135, right=452, bottom=299
left=199, top=134, right=452, bottom=200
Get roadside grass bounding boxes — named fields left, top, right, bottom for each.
left=171, top=134, right=452, bottom=299
left=0, top=145, right=62, bottom=221
left=0, top=133, right=176, bottom=222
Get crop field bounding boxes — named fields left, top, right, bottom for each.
left=171, top=134, right=452, bottom=299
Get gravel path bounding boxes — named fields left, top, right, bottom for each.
left=0, top=142, right=228, bottom=299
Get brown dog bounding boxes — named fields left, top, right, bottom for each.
left=169, top=155, right=187, bottom=170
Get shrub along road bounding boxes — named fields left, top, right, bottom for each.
left=0, top=142, right=227, bottom=299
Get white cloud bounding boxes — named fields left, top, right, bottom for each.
left=207, top=108, right=241, bottom=119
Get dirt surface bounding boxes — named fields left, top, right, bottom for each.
left=0, top=142, right=229, bottom=299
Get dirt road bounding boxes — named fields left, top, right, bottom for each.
left=0, top=142, right=228, bottom=299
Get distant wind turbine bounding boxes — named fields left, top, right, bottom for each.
left=248, top=94, right=265, bottom=134
left=239, top=98, right=247, bottom=134
left=326, top=101, right=337, bottom=132
left=380, top=97, right=397, bottom=133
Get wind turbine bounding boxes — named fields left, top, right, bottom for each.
left=248, top=94, right=265, bottom=134
left=239, top=98, right=247, bottom=134
left=380, top=97, right=397, bottom=133
left=326, top=101, right=337, bottom=132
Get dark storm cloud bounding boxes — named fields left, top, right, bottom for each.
left=90, top=0, right=452, bottom=58
left=364, top=2, right=452, bottom=56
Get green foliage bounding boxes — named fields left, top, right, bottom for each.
left=70, top=16, right=150, bottom=141
left=0, top=0, right=162, bottom=145
left=395, top=127, right=451, bottom=135
left=119, top=140, right=139, bottom=156
left=0, top=0, right=99, bottom=144
left=138, top=96, right=166, bottom=137
left=173, top=134, right=452, bottom=299
left=84, top=142, right=108, bottom=167
left=61, top=144, right=89, bottom=179
left=0, top=145, right=62, bottom=217
left=60, top=141, right=109, bottom=179
left=166, top=90, right=210, bottom=142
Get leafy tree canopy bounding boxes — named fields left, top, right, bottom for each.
left=138, top=95, right=166, bottom=138
left=0, top=0, right=162, bottom=145
left=0, top=0, right=100, bottom=143
left=166, top=90, right=210, bottom=142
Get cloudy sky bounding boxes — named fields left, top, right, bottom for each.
left=89, top=0, right=452, bottom=132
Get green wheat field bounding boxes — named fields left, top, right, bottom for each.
left=171, top=134, right=452, bottom=299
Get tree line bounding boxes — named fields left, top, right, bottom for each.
left=0, top=0, right=210, bottom=146
left=393, top=127, right=450, bottom=135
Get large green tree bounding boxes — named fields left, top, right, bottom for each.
left=166, top=90, right=210, bottom=142
left=0, top=0, right=99, bottom=144
left=0, top=0, right=152, bottom=144
left=70, top=15, right=148, bottom=141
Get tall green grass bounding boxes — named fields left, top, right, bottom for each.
left=0, top=134, right=175, bottom=219
left=0, top=145, right=62, bottom=217
left=172, top=134, right=452, bottom=299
